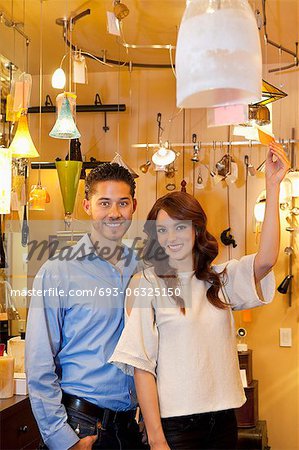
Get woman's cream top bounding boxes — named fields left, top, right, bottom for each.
left=109, top=254, right=275, bottom=418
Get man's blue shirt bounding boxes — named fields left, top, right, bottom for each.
left=26, top=234, right=138, bottom=450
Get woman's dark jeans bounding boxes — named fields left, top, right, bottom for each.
left=161, top=408, right=238, bottom=450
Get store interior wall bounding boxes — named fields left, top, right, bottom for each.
left=1, top=36, right=298, bottom=450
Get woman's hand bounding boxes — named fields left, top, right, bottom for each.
left=266, top=142, right=290, bottom=186
left=150, top=440, right=171, bottom=450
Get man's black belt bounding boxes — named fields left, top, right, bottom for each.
left=62, top=392, right=136, bottom=429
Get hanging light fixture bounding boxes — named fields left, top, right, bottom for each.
left=52, top=67, right=66, bottom=89
left=0, top=147, right=12, bottom=214
left=9, top=111, right=40, bottom=158
left=49, top=93, right=81, bottom=139
left=152, top=141, right=176, bottom=166
left=55, top=160, right=83, bottom=226
left=176, top=0, right=262, bottom=108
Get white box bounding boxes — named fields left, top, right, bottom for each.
left=14, top=372, right=28, bottom=395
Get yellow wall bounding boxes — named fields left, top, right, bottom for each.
left=4, top=61, right=299, bottom=449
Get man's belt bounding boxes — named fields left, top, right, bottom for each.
left=62, top=392, right=136, bottom=429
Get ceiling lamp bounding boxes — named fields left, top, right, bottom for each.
left=176, top=0, right=262, bottom=108
left=52, top=67, right=66, bottom=89
left=9, top=112, right=40, bottom=158
left=49, top=94, right=81, bottom=139
left=55, top=160, right=83, bottom=226
left=248, top=105, right=271, bottom=126
left=114, top=0, right=129, bottom=20
left=152, top=142, right=176, bottom=166
left=0, top=147, right=12, bottom=214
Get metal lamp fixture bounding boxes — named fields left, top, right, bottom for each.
left=176, top=0, right=262, bottom=108
left=248, top=104, right=271, bottom=126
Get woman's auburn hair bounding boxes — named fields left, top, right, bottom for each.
left=143, top=191, right=227, bottom=314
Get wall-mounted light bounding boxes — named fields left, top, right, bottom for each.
left=176, top=0, right=262, bottom=108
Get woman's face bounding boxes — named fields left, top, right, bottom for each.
left=155, top=209, right=195, bottom=271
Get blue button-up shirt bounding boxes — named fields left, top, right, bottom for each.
left=25, top=234, right=138, bottom=450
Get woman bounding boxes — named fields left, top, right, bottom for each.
left=109, top=142, right=289, bottom=450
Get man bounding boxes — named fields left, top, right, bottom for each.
left=26, top=163, right=145, bottom=450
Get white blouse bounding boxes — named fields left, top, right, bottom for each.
left=109, top=254, right=275, bottom=418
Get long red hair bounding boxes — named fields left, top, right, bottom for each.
left=143, top=191, right=227, bottom=313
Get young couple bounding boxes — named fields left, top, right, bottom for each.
left=26, top=142, right=289, bottom=450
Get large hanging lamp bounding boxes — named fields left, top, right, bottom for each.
left=49, top=94, right=81, bottom=139
left=55, top=160, right=83, bottom=224
left=0, top=148, right=12, bottom=214
left=176, top=0, right=262, bottom=108
left=9, top=112, right=40, bottom=158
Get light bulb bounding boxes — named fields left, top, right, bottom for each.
left=52, top=68, right=66, bottom=89
left=254, top=200, right=266, bottom=223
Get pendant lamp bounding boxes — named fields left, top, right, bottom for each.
left=0, top=148, right=12, bottom=214
left=152, top=143, right=176, bottom=166
left=176, top=0, right=262, bottom=108
left=9, top=112, right=40, bottom=158
left=55, top=160, right=83, bottom=225
left=49, top=95, right=81, bottom=139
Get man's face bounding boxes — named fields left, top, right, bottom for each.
left=83, top=180, right=137, bottom=243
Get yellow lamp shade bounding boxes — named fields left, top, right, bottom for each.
left=0, top=147, right=12, bottom=214
left=29, top=185, right=47, bottom=211
left=9, top=114, right=40, bottom=158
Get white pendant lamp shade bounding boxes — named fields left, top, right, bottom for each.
left=52, top=68, right=66, bottom=89
left=152, top=145, right=176, bottom=166
left=176, top=0, right=262, bottom=108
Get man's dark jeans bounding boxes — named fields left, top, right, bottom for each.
left=39, top=405, right=148, bottom=449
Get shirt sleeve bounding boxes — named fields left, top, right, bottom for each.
left=109, top=271, right=159, bottom=377
left=25, top=264, right=79, bottom=450
left=215, top=253, right=276, bottom=311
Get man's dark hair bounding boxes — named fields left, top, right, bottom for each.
left=85, top=163, right=136, bottom=199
